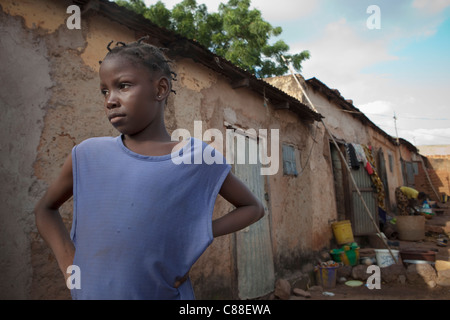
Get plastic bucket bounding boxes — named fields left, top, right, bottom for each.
left=341, top=247, right=360, bottom=266
left=329, top=249, right=343, bottom=262
left=331, top=220, right=354, bottom=245
left=375, top=249, right=399, bottom=268
left=315, top=266, right=338, bottom=289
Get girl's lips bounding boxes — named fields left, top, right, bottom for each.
left=108, top=113, right=126, bottom=123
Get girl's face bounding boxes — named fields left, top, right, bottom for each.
left=99, top=55, right=167, bottom=136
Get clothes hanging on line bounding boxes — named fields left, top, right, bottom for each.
left=346, top=142, right=373, bottom=174
left=346, top=143, right=360, bottom=169
left=363, top=144, right=386, bottom=211
left=345, top=142, right=386, bottom=212
left=352, top=143, right=368, bottom=167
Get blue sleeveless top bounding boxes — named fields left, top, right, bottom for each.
left=70, top=135, right=231, bottom=300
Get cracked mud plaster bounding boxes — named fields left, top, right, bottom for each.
left=0, top=0, right=69, bottom=33
left=0, top=2, right=126, bottom=298
left=0, top=9, right=53, bottom=299
left=178, top=59, right=216, bottom=93
left=80, top=15, right=135, bottom=72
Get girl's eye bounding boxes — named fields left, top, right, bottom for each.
left=100, top=89, right=108, bottom=96
left=120, top=83, right=131, bottom=90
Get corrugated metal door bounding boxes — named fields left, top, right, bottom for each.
left=351, top=167, right=378, bottom=235
left=232, top=132, right=275, bottom=299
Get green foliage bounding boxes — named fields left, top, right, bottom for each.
left=115, top=0, right=310, bottom=77
left=144, top=1, right=172, bottom=29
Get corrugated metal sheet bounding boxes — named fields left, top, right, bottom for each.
left=234, top=134, right=275, bottom=300
left=351, top=168, right=378, bottom=236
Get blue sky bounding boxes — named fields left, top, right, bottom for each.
left=145, top=0, right=450, bottom=146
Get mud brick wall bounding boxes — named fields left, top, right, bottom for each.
left=415, top=156, right=450, bottom=201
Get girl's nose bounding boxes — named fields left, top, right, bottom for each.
left=106, top=100, right=118, bottom=109
left=106, top=93, right=119, bottom=109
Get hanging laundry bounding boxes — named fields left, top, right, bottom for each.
left=365, top=161, right=374, bottom=175
left=352, top=143, right=368, bottom=167
left=363, top=145, right=386, bottom=211
left=346, top=143, right=360, bottom=169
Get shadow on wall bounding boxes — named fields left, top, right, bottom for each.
left=417, top=158, right=447, bottom=202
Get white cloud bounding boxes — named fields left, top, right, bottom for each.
left=401, top=127, right=450, bottom=146
left=251, top=0, right=320, bottom=22
left=301, top=18, right=397, bottom=74
left=145, top=0, right=450, bottom=146
left=357, top=101, right=399, bottom=139
left=412, top=0, right=450, bottom=14
left=291, top=18, right=398, bottom=103
left=288, top=13, right=450, bottom=147
left=359, top=100, right=394, bottom=115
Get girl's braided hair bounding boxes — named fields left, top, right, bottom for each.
left=99, top=36, right=177, bottom=95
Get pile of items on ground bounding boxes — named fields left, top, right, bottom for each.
left=271, top=216, right=450, bottom=300
left=272, top=245, right=450, bottom=300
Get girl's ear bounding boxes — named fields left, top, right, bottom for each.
left=156, top=76, right=170, bottom=101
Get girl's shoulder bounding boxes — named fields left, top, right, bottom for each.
left=73, top=136, right=118, bottom=156
left=76, top=136, right=117, bottom=147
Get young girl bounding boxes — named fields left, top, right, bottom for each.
left=34, top=37, right=264, bottom=300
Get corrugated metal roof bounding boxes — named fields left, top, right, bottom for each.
left=306, top=77, right=418, bottom=152
left=74, top=0, right=322, bottom=122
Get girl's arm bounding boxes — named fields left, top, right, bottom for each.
left=34, top=154, right=75, bottom=281
left=213, top=172, right=265, bottom=237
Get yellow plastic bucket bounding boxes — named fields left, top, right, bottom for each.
left=331, top=220, right=354, bottom=245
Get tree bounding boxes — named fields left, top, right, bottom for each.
left=115, top=0, right=310, bottom=78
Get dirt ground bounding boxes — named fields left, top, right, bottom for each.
left=300, top=209, right=450, bottom=301
left=304, top=282, right=450, bottom=300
